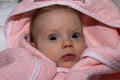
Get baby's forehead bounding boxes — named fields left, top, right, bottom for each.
left=33, top=5, right=81, bottom=21
left=30, top=5, right=82, bottom=35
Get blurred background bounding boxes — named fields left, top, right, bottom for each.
left=0, top=0, right=120, bottom=51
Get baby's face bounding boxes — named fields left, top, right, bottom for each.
left=32, top=8, right=86, bottom=68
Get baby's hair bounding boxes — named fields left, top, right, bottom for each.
left=30, top=5, right=82, bottom=42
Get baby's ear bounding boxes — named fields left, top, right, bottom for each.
left=30, top=42, right=36, bottom=48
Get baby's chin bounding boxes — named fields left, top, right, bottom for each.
left=56, top=60, right=79, bottom=68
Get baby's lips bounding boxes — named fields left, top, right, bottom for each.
left=62, top=53, right=76, bottom=61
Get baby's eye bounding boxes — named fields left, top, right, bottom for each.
left=72, top=32, right=80, bottom=39
left=48, top=34, right=59, bottom=40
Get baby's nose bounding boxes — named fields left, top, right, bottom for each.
left=62, top=41, right=73, bottom=49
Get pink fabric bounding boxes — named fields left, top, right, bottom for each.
left=0, top=0, right=120, bottom=80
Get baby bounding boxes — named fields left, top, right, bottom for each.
left=0, top=0, right=120, bottom=80
left=30, top=5, right=86, bottom=68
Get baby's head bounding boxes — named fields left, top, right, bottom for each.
left=30, top=5, right=86, bottom=68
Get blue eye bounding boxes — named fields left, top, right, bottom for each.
left=72, top=32, right=80, bottom=39
left=48, top=34, right=58, bottom=40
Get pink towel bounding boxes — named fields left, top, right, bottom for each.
left=0, top=0, right=120, bottom=80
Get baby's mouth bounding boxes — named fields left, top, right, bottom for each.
left=62, top=53, right=76, bottom=61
